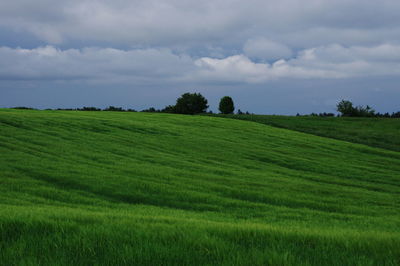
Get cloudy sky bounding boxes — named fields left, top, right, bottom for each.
left=1, top=0, right=399, bottom=114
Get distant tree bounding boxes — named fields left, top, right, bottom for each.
left=161, top=105, right=176, bottom=113
left=337, top=100, right=354, bottom=116
left=356, top=105, right=375, bottom=117
left=237, top=109, right=243, bottom=115
left=79, top=106, right=101, bottom=111
left=57, top=108, right=74, bottom=111
left=141, top=107, right=159, bottom=112
left=104, top=106, right=125, bottom=112
left=317, top=112, right=335, bottom=117
left=174, top=93, right=208, bottom=114
left=218, top=96, right=235, bottom=114
left=336, top=100, right=376, bottom=117
left=392, top=111, right=400, bottom=118
left=13, top=106, right=35, bottom=110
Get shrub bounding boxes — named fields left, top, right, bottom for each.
left=12, top=107, right=35, bottom=110
left=104, top=106, right=125, bottom=112
left=161, top=105, right=176, bottom=113
left=141, top=107, right=159, bottom=112
left=336, top=100, right=375, bottom=117
left=78, top=107, right=101, bottom=111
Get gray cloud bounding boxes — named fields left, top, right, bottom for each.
left=1, top=0, right=400, bottom=113
left=243, top=38, right=293, bottom=61
left=0, top=46, right=195, bottom=83
left=1, top=44, right=399, bottom=84
left=1, top=0, right=400, bottom=50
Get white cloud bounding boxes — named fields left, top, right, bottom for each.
left=1, top=44, right=400, bottom=85
left=195, top=55, right=271, bottom=83
left=196, top=44, right=400, bottom=83
left=0, top=46, right=195, bottom=83
left=195, top=54, right=344, bottom=83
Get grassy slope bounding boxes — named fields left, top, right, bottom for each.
left=209, top=114, right=400, bottom=152
left=0, top=109, right=399, bottom=265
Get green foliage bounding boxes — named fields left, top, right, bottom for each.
left=336, top=100, right=354, bottom=116
left=78, top=106, right=101, bottom=111
left=0, top=109, right=399, bottom=265
left=219, top=96, right=235, bottom=114
left=141, top=107, right=158, bottom=112
left=103, top=106, right=125, bottom=112
left=174, top=92, right=208, bottom=114
left=337, top=100, right=376, bottom=117
left=161, top=105, right=176, bottom=113
left=12, top=106, right=36, bottom=110
left=355, top=105, right=375, bottom=117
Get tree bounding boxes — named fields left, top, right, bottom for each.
left=174, top=93, right=208, bottom=114
left=141, top=107, right=158, bottom=112
left=336, top=100, right=354, bottom=116
left=161, top=105, right=176, bottom=113
left=337, top=100, right=376, bottom=117
left=79, top=107, right=101, bottom=111
left=356, top=105, right=375, bottom=117
left=103, top=106, right=125, bottom=112
left=219, top=96, right=235, bottom=114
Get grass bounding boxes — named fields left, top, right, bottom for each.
left=209, top=114, right=400, bottom=152
left=0, top=108, right=399, bottom=265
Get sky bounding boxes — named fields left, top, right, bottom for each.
left=0, top=0, right=399, bottom=114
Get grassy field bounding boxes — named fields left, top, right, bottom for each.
left=209, top=114, right=400, bottom=152
left=0, top=109, right=399, bottom=265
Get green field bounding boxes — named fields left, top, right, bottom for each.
left=209, top=114, right=400, bottom=152
left=1, top=109, right=399, bottom=265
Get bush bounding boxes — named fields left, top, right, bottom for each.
left=141, top=107, right=159, bottom=112
left=336, top=100, right=375, bottom=117
left=161, top=105, right=176, bottom=113
left=12, top=107, right=35, bottom=110
left=391, top=111, right=400, bottom=118
left=354, top=105, right=375, bottom=117
left=104, top=106, right=125, bottom=112
left=219, top=96, right=235, bottom=114
left=174, top=93, right=208, bottom=115
left=78, top=107, right=101, bottom=111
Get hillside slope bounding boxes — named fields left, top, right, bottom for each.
left=209, top=114, right=400, bottom=152
left=0, top=109, right=399, bottom=265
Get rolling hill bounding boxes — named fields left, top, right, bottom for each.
left=0, top=109, right=399, bottom=265
left=209, top=114, right=400, bottom=152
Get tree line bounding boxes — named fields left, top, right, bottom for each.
left=140, top=93, right=237, bottom=115
left=13, top=93, right=239, bottom=115
left=336, top=100, right=400, bottom=118
left=12, top=93, right=400, bottom=118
